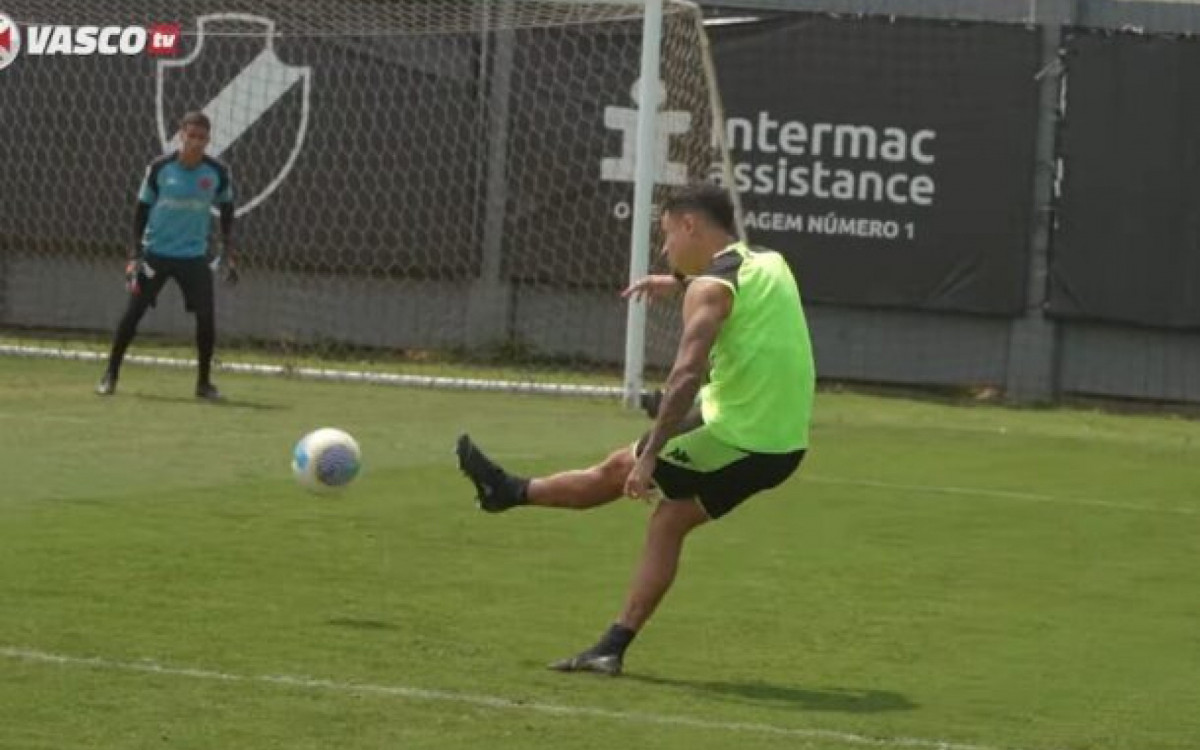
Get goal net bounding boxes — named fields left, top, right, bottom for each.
left=0, top=0, right=733, bottom=396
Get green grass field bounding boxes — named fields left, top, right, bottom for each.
left=1, top=356, right=1198, bottom=750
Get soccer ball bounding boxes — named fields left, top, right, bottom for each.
left=292, top=428, right=362, bottom=492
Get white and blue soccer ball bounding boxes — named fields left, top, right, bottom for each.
left=292, top=427, right=362, bottom=492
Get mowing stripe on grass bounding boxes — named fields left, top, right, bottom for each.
left=804, top=475, right=1200, bottom=517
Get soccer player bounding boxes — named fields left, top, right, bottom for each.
left=456, top=182, right=815, bottom=675
left=95, top=110, right=238, bottom=399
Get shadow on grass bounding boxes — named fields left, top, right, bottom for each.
left=325, top=617, right=401, bottom=631
left=130, top=392, right=288, bottom=411
left=624, top=673, right=917, bottom=713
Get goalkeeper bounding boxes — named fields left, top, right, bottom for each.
left=96, top=111, right=238, bottom=400
left=456, top=183, right=815, bottom=676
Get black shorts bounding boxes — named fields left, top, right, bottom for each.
left=137, top=255, right=213, bottom=315
left=635, top=410, right=805, bottom=520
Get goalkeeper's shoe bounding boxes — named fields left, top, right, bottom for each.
left=95, top=372, right=117, bottom=396
left=455, top=434, right=525, bottom=513
left=195, top=382, right=222, bottom=401
left=548, top=649, right=623, bottom=677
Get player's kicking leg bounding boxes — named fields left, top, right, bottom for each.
left=455, top=435, right=530, bottom=512
left=455, top=434, right=632, bottom=513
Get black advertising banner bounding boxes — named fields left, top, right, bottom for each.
left=710, top=15, right=1041, bottom=314
left=1050, top=31, right=1200, bottom=330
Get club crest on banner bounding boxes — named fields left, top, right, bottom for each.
left=156, top=13, right=312, bottom=217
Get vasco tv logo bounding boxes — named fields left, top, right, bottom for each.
left=0, top=12, right=179, bottom=70
left=0, top=14, right=19, bottom=71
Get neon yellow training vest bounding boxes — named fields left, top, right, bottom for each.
left=698, top=242, right=815, bottom=452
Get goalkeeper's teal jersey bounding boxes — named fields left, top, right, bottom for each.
left=137, top=153, right=233, bottom=259
left=697, top=242, right=815, bottom=453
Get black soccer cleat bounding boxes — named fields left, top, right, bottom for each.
left=195, top=382, right=222, bottom=401
left=455, top=434, right=523, bottom=513
left=548, top=650, right=623, bottom=677
left=95, top=372, right=117, bottom=396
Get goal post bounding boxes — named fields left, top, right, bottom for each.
left=623, top=0, right=665, bottom=409
left=0, top=0, right=737, bottom=398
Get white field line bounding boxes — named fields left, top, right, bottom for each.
left=0, top=645, right=1048, bottom=750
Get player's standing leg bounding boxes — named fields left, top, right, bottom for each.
left=549, top=499, right=708, bottom=676
left=194, top=309, right=218, bottom=399
left=97, top=260, right=163, bottom=395
left=181, top=256, right=221, bottom=400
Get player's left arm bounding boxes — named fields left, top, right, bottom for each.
left=218, top=203, right=235, bottom=260
left=637, top=278, right=732, bottom=459
left=215, top=165, right=238, bottom=282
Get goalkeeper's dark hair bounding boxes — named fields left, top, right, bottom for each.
left=180, top=111, right=211, bottom=133
left=661, top=182, right=737, bottom=236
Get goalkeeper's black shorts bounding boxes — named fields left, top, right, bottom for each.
left=137, top=254, right=213, bottom=315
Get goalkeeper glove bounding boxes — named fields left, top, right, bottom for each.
left=211, top=254, right=239, bottom=286
left=124, top=259, right=141, bottom=294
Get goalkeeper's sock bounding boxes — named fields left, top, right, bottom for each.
left=196, top=313, right=215, bottom=385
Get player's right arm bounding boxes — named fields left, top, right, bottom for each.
left=131, top=162, right=160, bottom=261
left=125, top=163, right=160, bottom=292
left=216, top=167, right=238, bottom=284
left=131, top=203, right=151, bottom=261
left=625, top=279, right=732, bottom=499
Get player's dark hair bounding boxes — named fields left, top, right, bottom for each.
left=661, top=182, right=737, bottom=235
left=179, top=111, right=211, bottom=133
